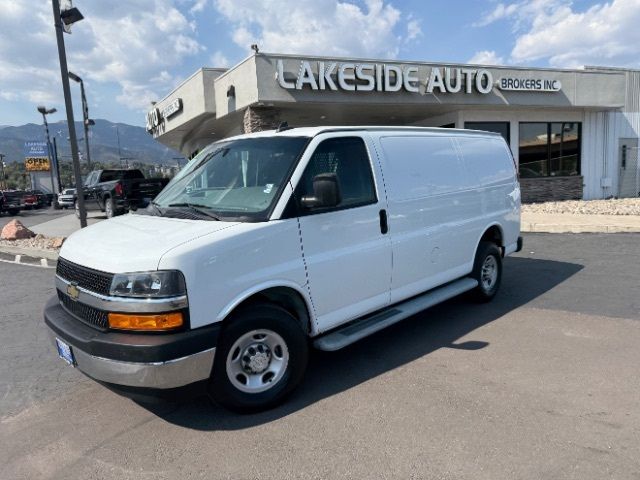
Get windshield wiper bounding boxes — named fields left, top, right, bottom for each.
left=167, top=202, right=221, bottom=221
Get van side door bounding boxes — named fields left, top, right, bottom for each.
left=288, top=135, right=392, bottom=333
left=376, top=134, right=477, bottom=304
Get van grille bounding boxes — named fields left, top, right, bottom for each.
left=57, top=290, right=109, bottom=330
left=56, top=258, right=113, bottom=296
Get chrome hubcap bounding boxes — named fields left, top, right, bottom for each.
left=481, top=255, right=498, bottom=291
left=226, top=329, right=289, bottom=393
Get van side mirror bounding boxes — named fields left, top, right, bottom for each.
left=300, top=173, right=341, bottom=209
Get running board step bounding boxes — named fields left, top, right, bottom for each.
left=313, top=277, right=478, bottom=351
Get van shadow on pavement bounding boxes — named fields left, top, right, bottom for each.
left=141, top=256, right=583, bottom=430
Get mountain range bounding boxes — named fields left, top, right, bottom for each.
left=0, top=119, right=183, bottom=165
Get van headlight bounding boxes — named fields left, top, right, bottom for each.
left=109, top=270, right=186, bottom=298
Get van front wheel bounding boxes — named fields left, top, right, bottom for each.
left=208, top=304, right=308, bottom=412
left=470, top=241, right=502, bottom=302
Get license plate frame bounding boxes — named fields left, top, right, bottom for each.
left=55, top=338, right=76, bottom=366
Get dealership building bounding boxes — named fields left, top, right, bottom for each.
left=147, top=53, right=640, bottom=202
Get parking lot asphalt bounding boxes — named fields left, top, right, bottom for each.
left=1, top=233, right=639, bottom=480
left=0, top=207, right=71, bottom=230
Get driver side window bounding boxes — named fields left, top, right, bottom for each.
left=294, top=136, right=377, bottom=215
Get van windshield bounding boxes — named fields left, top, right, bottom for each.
left=153, top=137, right=309, bottom=221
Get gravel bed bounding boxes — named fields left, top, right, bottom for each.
left=522, top=198, right=640, bottom=216
left=0, top=234, right=64, bottom=251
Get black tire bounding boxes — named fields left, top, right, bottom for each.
left=8, top=209, right=19, bottom=216
left=469, top=241, right=502, bottom=302
left=208, top=303, right=308, bottom=413
left=104, top=197, right=116, bottom=218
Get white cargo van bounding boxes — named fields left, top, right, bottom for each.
left=45, top=126, right=521, bottom=411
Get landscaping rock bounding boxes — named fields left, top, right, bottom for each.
left=1, top=220, right=36, bottom=240
left=522, top=198, right=640, bottom=216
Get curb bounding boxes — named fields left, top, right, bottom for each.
left=521, top=223, right=640, bottom=233
left=0, top=246, right=59, bottom=268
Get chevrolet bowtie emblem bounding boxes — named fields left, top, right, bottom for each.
left=67, top=283, right=80, bottom=301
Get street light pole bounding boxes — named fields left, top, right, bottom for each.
left=51, top=0, right=87, bottom=228
left=68, top=71, right=93, bottom=170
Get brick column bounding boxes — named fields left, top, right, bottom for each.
left=242, top=106, right=281, bottom=133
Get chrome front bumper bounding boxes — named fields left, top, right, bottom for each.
left=51, top=333, right=215, bottom=389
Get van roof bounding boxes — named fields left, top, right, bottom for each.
left=225, top=126, right=503, bottom=141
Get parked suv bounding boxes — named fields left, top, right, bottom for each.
left=44, top=126, right=522, bottom=412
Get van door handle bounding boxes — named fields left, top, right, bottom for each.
left=379, top=209, right=388, bottom=234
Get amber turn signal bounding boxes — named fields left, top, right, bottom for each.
left=108, top=312, right=184, bottom=331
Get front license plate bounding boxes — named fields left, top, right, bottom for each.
left=55, top=338, right=76, bottom=366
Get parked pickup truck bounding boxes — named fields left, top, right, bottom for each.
left=0, top=190, right=23, bottom=216
left=78, top=169, right=169, bottom=218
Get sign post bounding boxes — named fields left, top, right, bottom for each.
left=24, top=140, right=55, bottom=195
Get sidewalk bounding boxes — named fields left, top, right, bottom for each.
left=522, top=212, right=640, bottom=233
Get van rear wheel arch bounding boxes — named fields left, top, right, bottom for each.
left=474, top=224, right=505, bottom=260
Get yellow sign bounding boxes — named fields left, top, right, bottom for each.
left=25, top=157, right=51, bottom=172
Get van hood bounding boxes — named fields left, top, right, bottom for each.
left=59, top=214, right=239, bottom=273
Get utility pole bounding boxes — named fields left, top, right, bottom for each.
left=0, top=153, right=5, bottom=190
left=53, top=137, right=63, bottom=190
left=51, top=0, right=87, bottom=227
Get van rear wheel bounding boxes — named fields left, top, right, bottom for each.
left=470, top=241, right=502, bottom=302
left=208, top=304, right=308, bottom=413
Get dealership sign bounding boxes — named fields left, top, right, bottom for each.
left=276, top=59, right=562, bottom=95
left=23, top=141, right=50, bottom=172
left=497, top=77, right=562, bottom=92
left=146, top=98, right=183, bottom=136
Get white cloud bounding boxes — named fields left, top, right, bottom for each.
left=213, top=0, right=417, bottom=59
left=0, top=0, right=204, bottom=112
left=190, top=0, right=209, bottom=14
left=475, top=0, right=640, bottom=68
left=468, top=50, right=505, bottom=65
left=406, top=18, right=423, bottom=42
left=210, top=51, right=230, bottom=68
left=473, top=2, right=520, bottom=27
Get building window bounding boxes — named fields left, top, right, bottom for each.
left=519, top=122, right=581, bottom=178
left=465, top=122, right=510, bottom=145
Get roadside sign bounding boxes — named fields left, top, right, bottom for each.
left=24, top=141, right=51, bottom=171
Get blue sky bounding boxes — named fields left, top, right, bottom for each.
left=1, top=0, right=638, bottom=127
